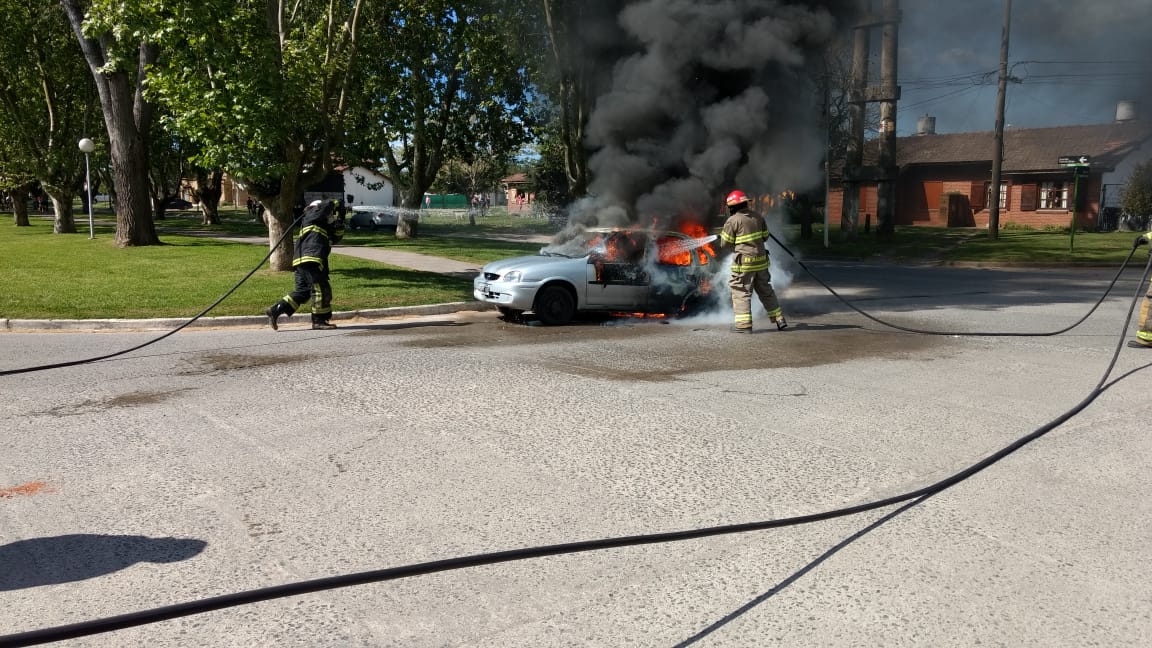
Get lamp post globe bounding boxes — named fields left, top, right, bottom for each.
left=78, top=138, right=95, bottom=238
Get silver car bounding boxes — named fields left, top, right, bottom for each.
left=474, top=228, right=720, bottom=325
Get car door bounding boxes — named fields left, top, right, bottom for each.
left=584, top=233, right=651, bottom=310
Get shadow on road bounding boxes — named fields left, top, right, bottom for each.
left=0, top=534, right=207, bottom=591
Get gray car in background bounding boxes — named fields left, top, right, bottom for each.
left=347, top=206, right=398, bottom=230
left=474, top=228, right=720, bottom=325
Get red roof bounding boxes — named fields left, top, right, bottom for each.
left=882, top=120, right=1152, bottom=172
left=502, top=173, right=528, bottom=184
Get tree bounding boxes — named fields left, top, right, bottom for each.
left=0, top=0, right=99, bottom=233
left=435, top=150, right=509, bottom=224
left=355, top=0, right=533, bottom=238
left=191, top=167, right=225, bottom=226
left=530, top=0, right=625, bottom=203
left=525, top=130, right=569, bottom=208
left=1121, top=160, right=1152, bottom=230
left=2, top=183, right=34, bottom=226
left=143, top=0, right=368, bottom=270
left=147, top=125, right=189, bottom=222
left=61, top=0, right=161, bottom=246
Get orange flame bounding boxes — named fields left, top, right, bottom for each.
left=658, top=220, right=716, bottom=266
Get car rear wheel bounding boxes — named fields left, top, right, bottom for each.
left=534, top=285, right=575, bottom=325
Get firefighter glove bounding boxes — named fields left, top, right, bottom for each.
left=1134, top=233, right=1150, bottom=248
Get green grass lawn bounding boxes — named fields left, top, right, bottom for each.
left=778, top=224, right=1141, bottom=264
left=5, top=210, right=1147, bottom=320
left=1, top=218, right=474, bottom=319
left=159, top=208, right=555, bottom=265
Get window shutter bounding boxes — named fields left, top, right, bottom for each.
left=970, top=182, right=986, bottom=210
left=1020, top=184, right=1037, bottom=211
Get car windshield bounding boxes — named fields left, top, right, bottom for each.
left=539, top=231, right=649, bottom=260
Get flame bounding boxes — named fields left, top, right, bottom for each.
left=758, top=190, right=796, bottom=209
left=658, top=220, right=716, bottom=266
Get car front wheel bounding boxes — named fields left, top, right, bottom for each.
left=534, top=285, right=575, bottom=325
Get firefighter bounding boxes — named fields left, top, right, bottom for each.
left=1129, top=232, right=1152, bottom=348
left=265, top=198, right=346, bottom=331
left=718, top=189, right=786, bottom=334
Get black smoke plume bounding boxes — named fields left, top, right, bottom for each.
left=558, top=0, right=858, bottom=238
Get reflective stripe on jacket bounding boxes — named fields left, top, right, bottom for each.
left=721, top=208, right=770, bottom=273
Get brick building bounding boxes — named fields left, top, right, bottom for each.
left=830, top=116, right=1152, bottom=230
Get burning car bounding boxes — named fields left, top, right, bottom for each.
left=473, top=226, right=720, bottom=325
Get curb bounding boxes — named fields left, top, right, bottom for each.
left=2, top=301, right=494, bottom=332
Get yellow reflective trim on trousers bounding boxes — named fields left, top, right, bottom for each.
left=733, top=262, right=769, bottom=272
left=767, top=307, right=782, bottom=318
left=734, top=313, right=752, bottom=323
left=312, top=306, right=332, bottom=314
left=732, top=256, right=768, bottom=272
left=1138, top=330, right=1152, bottom=342
left=294, top=256, right=324, bottom=266
left=284, top=296, right=300, bottom=309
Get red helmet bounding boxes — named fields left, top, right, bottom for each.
left=725, top=190, right=749, bottom=206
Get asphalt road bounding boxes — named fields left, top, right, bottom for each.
left=2, top=262, right=1152, bottom=647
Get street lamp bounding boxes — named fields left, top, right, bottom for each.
left=78, top=137, right=95, bottom=239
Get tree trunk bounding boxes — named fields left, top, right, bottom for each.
left=250, top=183, right=302, bottom=272
left=195, top=170, right=224, bottom=225
left=48, top=194, right=78, bottom=234
left=9, top=189, right=30, bottom=226
left=264, top=199, right=296, bottom=271
left=61, top=0, right=160, bottom=247
left=395, top=191, right=423, bottom=239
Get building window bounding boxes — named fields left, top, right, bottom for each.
left=1039, top=182, right=1068, bottom=210
left=985, top=182, right=1008, bottom=209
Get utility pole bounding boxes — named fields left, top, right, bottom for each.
left=875, top=0, right=900, bottom=239
left=840, top=1, right=870, bottom=241
left=988, top=0, right=1012, bottom=239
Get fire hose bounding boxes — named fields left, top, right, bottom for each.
left=767, top=232, right=1143, bottom=337
left=0, top=215, right=304, bottom=378
left=3, top=242, right=1151, bottom=646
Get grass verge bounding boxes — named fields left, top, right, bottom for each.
left=1, top=219, right=474, bottom=319
left=777, top=224, right=1140, bottom=264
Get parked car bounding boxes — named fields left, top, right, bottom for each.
left=474, top=228, right=720, bottom=325
left=163, top=197, right=193, bottom=211
left=347, top=206, right=398, bottom=230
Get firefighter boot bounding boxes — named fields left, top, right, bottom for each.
left=312, top=314, right=337, bottom=330
left=265, top=300, right=291, bottom=331
left=774, top=315, right=788, bottom=331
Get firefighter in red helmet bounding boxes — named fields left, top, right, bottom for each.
left=717, top=189, right=786, bottom=333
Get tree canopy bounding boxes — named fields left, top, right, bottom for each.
left=1122, top=160, right=1152, bottom=223
left=140, top=0, right=367, bottom=267
left=352, top=0, right=534, bottom=234
left=0, top=0, right=99, bottom=232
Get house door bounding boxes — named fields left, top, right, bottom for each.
left=918, top=181, right=943, bottom=223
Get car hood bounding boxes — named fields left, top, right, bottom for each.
left=482, top=253, right=587, bottom=276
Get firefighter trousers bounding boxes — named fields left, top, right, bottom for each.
left=729, top=269, right=782, bottom=330
left=1136, top=278, right=1152, bottom=346
left=279, top=262, right=333, bottom=324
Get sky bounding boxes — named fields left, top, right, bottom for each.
left=547, top=0, right=1151, bottom=233
left=895, top=0, right=1152, bottom=135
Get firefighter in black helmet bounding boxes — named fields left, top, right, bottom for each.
left=718, top=189, right=786, bottom=333
left=265, top=198, right=345, bottom=330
